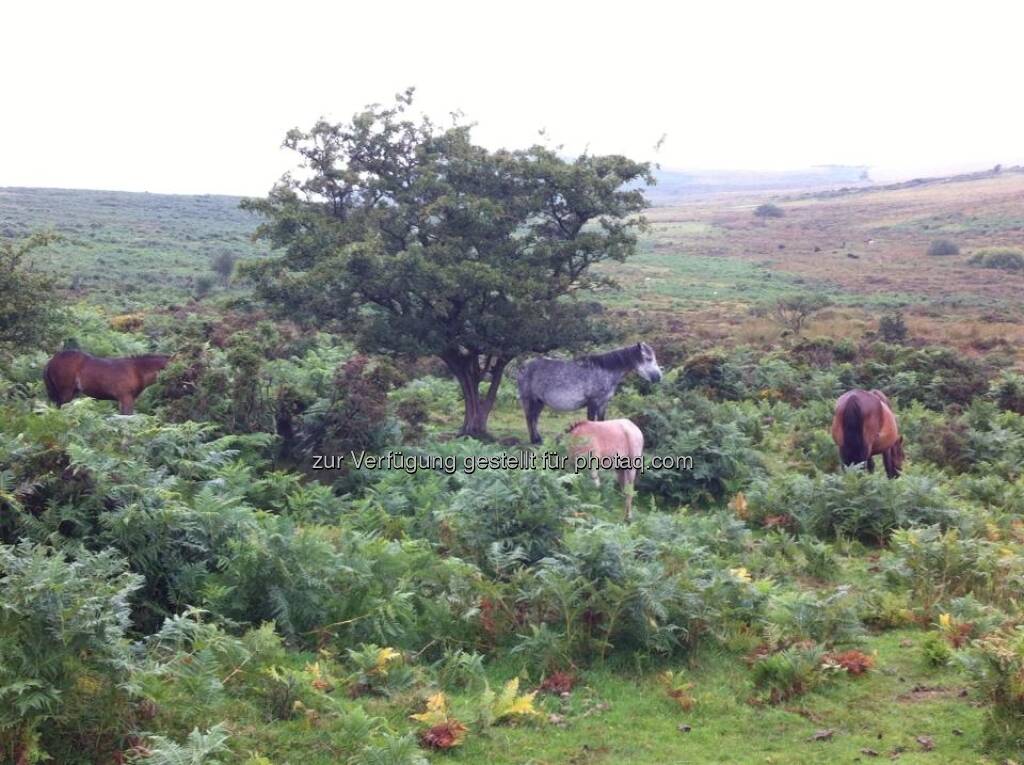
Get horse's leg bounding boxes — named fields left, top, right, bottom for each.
left=864, top=454, right=874, bottom=473
left=882, top=449, right=897, bottom=479
left=526, top=398, right=544, bottom=444
left=118, top=395, right=135, bottom=415
left=618, top=469, right=636, bottom=522
left=586, top=400, right=601, bottom=420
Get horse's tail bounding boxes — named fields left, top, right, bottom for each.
left=840, top=397, right=867, bottom=466
left=42, top=361, right=60, bottom=404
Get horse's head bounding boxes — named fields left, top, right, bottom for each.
left=136, top=354, right=172, bottom=386
left=635, top=342, right=662, bottom=382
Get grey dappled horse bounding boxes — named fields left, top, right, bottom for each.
left=517, top=343, right=662, bottom=444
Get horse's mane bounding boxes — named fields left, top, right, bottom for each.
left=565, top=420, right=590, bottom=435
left=576, top=344, right=641, bottom=371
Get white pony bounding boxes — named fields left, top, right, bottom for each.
left=566, top=418, right=645, bottom=521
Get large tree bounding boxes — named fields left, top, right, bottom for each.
left=242, top=91, right=653, bottom=437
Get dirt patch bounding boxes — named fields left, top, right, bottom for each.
left=897, top=684, right=968, bottom=703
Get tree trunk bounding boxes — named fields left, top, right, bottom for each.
left=442, top=351, right=508, bottom=439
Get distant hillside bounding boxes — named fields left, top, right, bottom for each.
left=0, top=186, right=267, bottom=308
left=645, top=165, right=871, bottom=204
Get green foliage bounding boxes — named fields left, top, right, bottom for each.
left=296, top=355, right=400, bottom=460
left=762, top=587, right=863, bottom=646
left=968, top=247, right=1024, bottom=271
left=211, top=251, right=239, bottom=286
left=989, top=370, right=1024, bottom=415
left=748, top=470, right=965, bottom=544
left=772, top=294, right=830, bottom=334
left=753, top=203, right=784, bottom=219
left=877, top=311, right=909, bottom=343
left=439, top=468, right=580, bottom=573
left=750, top=643, right=826, bottom=703
left=132, top=723, right=232, bottom=765
left=921, top=631, right=953, bottom=667
left=961, top=627, right=1024, bottom=750
left=627, top=393, right=764, bottom=507
left=0, top=232, right=63, bottom=358
left=241, top=90, right=652, bottom=436
left=926, top=238, right=960, bottom=256
left=886, top=526, right=1024, bottom=613
left=0, top=542, right=142, bottom=764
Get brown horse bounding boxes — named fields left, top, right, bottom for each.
left=43, top=350, right=171, bottom=415
left=831, top=388, right=904, bottom=478
left=566, top=418, right=645, bottom=521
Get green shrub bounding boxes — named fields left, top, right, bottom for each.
left=676, top=350, right=746, bottom=400
left=885, top=526, right=1020, bottom=614
left=961, top=627, right=1024, bottom=750
left=968, top=247, right=1024, bottom=271
left=753, top=203, right=784, bottom=219
left=989, top=371, right=1024, bottom=415
left=878, top=311, right=909, bottom=343
left=0, top=542, right=142, bottom=764
left=751, top=643, right=826, bottom=703
left=762, top=587, right=863, bottom=647
left=626, top=393, right=764, bottom=508
left=747, top=470, right=966, bottom=544
left=921, top=632, right=952, bottom=667
left=439, top=468, right=579, bottom=573
left=926, top=239, right=960, bottom=257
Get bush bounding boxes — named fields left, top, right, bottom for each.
left=753, top=203, right=784, bottom=219
left=0, top=233, right=63, bottom=359
left=926, top=239, right=960, bottom=257
left=968, top=247, right=1024, bottom=271
left=886, top=526, right=1022, bottom=614
left=626, top=394, right=764, bottom=508
left=439, top=468, right=579, bottom=573
left=211, top=251, right=239, bottom=286
left=989, top=371, right=1024, bottom=415
left=751, top=643, right=825, bottom=703
left=962, top=627, right=1024, bottom=750
left=772, top=294, right=830, bottom=334
left=0, top=542, right=142, bottom=764
left=747, top=470, right=967, bottom=545
left=194, top=274, right=217, bottom=299
left=878, top=311, right=909, bottom=343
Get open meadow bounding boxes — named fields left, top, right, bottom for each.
left=3, top=167, right=1024, bottom=765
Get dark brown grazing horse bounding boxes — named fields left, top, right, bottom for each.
left=831, top=388, right=905, bottom=478
left=43, top=350, right=171, bottom=415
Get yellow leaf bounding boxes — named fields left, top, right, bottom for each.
left=939, top=613, right=952, bottom=629
left=375, top=647, right=401, bottom=673
left=729, top=492, right=749, bottom=519
left=411, top=692, right=451, bottom=726
left=730, top=567, right=752, bottom=583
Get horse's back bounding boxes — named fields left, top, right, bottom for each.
left=570, top=418, right=643, bottom=457
left=607, top=418, right=643, bottom=457
left=833, top=388, right=898, bottom=454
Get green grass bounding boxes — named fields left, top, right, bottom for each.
left=449, top=632, right=986, bottom=765
left=0, top=186, right=267, bottom=309
left=214, top=629, right=988, bottom=765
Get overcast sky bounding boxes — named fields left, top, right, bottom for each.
left=2, top=1, right=1021, bottom=196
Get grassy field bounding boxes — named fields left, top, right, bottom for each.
left=4, top=171, right=1024, bottom=764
